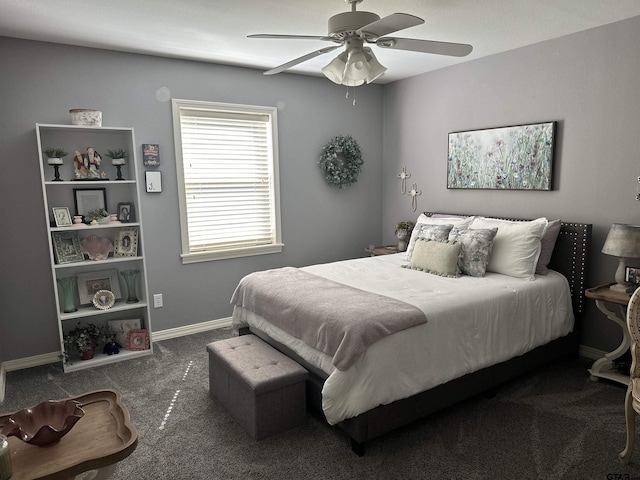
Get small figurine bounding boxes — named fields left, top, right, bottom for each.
left=73, top=150, right=89, bottom=179
left=103, top=340, right=122, bottom=355
left=85, top=147, right=103, bottom=178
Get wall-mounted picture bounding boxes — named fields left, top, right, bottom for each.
left=76, top=269, right=122, bottom=305
left=74, top=188, right=107, bottom=216
left=114, top=227, right=139, bottom=257
left=145, top=171, right=162, bottom=193
left=52, top=231, right=84, bottom=264
left=52, top=207, right=72, bottom=227
left=108, top=318, right=142, bottom=348
left=447, top=121, right=556, bottom=190
left=142, top=143, right=160, bottom=166
left=117, top=202, right=135, bottom=223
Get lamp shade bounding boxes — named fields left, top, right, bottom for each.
left=602, top=224, right=640, bottom=258
left=321, top=52, right=348, bottom=84
left=602, top=223, right=640, bottom=292
left=363, top=47, right=386, bottom=84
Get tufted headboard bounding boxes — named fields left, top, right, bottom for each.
left=423, top=213, right=592, bottom=317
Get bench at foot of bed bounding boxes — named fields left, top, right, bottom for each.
left=207, top=334, right=308, bottom=440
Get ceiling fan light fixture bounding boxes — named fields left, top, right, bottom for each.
left=343, top=48, right=371, bottom=82
left=363, top=47, right=386, bottom=83
left=321, top=51, right=348, bottom=84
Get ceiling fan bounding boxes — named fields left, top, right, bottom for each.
left=248, top=0, right=473, bottom=86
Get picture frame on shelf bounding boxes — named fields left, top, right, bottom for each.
left=114, top=227, right=139, bottom=257
left=108, top=318, right=142, bottom=348
left=52, top=231, right=84, bottom=264
left=52, top=207, right=72, bottom=227
left=126, top=329, right=150, bottom=351
left=116, top=202, right=135, bottom=223
left=74, top=188, right=107, bottom=217
left=626, top=266, right=640, bottom=286
left=91, top=289, right=115, bottom=310
left=76, top=269, right=122, bottom=305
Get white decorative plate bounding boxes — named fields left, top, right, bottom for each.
left=92, top=290, right=115, bottom=310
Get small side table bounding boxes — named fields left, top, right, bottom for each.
left=0, top=389, right=137, bottom=480
left=585, top=284, right=632, bottom=385
left=365, top=245, right=399, bottom=256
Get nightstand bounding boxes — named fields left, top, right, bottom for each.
left=365, top=245, right=399, bottom=256
left=585, top=284, right=632, bottom=385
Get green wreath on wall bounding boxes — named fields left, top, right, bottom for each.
left=318, top=135, right=363, bottom=189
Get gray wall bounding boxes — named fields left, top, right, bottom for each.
left=382, top=15, right=640, bottom=352
left=2, top=14, right=639, bottom=363
left=0, top=37, right=383, bottom=362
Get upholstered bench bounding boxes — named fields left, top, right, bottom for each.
left=207, top=334, right=308, bottom=440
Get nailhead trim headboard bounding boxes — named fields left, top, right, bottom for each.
left=424, top=213, right=592, bottom=317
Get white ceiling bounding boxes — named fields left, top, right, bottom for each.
left=2, top=0, right=640, bottom=84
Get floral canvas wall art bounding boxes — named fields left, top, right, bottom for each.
left=447, top=122, right=555, bottom=190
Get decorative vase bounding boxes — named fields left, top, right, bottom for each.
left=396, top=229, right=409, bottom=252
left=56, top=276, right=78, bottom=313
left=120, top=269, right=139, bottom=303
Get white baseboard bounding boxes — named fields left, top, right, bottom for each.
left=0, top=317, right=233, bottom=402
left=151, top=317, right=232, bottom=342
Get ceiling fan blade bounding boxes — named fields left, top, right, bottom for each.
left=263, top=45, right=341, bottom=75
left=376, top=37, right=473, bottom=57
left=249, top=34, right=335, bottom=42
left=358, top=13, right=424, bottom=39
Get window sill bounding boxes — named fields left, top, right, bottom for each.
left=180, top=243, right=284, bottom=264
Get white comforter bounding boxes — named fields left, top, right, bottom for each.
left=231, top=253, right=574, bottom=425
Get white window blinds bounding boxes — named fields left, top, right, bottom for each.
left=173, top=100, right=282, bottom=262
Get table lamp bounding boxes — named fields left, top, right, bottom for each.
left=601, top=223, right=640, bottom=292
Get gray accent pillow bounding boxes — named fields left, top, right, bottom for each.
left=536, top=219, right=561, bottom=275
left=405, top=224, right=454, bottom=260
left=402, top=238, right=461, bottom=277
left=448, top=227, right=498, bottom=277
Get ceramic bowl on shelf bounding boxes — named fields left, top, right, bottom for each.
left=69, top=109, right=102, bottom=127
left=1, top=399, right=85, bottom=446
left=80, top=235, right=113, bottom=260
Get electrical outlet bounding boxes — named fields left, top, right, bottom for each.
left=153, top=294, right=163, bottom=308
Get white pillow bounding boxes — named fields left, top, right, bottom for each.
left=469, top=217, right=548, bottom=280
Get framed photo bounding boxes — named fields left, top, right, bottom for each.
left=114, top=227, right=139, bottom=257
left=626, top=266, right=640, bottom=285
left=142, top=143, right=160, bottom=166
left=108, top=318, right=142, bottom=348
left=145, top=171, right=162, bottom=193
left=92, top=290, right=115, bottom=310
left=52, top=231, right=84, bottom=264
left=447, top=121, right=555, bottom=190
left=117, top=202, right=135, bottom=223
left=76, top=269, right=122, bottom=305
left=74, top=188, right=107, bottom=217
left=126, top=329, right=150, bottom=351
left=52, top=207, right=72, bottom=227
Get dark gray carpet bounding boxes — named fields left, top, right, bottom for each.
left=3, top=327, right=640, bottom=479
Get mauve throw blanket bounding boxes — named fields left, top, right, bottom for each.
left=230, top=267, right=427, bottom=371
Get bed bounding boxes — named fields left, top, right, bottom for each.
left=231, top=213, right=592, bottom=455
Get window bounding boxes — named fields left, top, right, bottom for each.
left=172, top=99, right=282, bottom=263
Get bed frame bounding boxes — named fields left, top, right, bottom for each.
left=242, top=214, right=592, bottom=456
